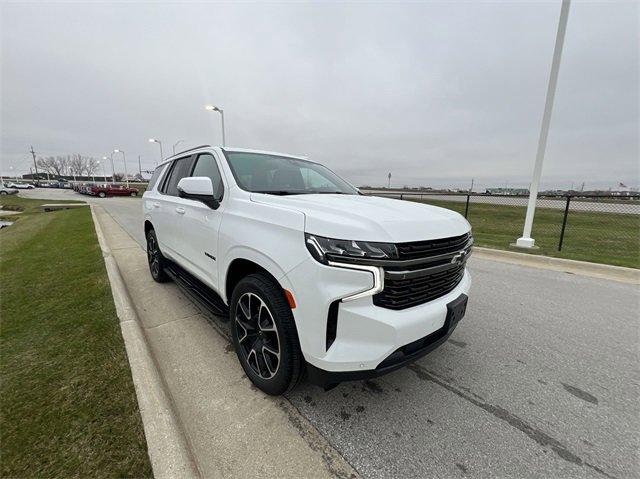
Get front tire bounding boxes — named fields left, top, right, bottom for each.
left=98, top=192, right=106, bottom=198
left=130, top=192, right=137, bottom=197
left=230, top=273, right=303, bottom=395
left=146, top=229, right=170, bottom=283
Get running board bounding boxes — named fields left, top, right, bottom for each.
left=164, top=262, right=229, bottom=319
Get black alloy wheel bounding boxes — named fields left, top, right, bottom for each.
left=235, top=292, right=281, bottom=379
left=230, top=273, right=303, bottom=395
left=146, top=229, right=169, bottom=282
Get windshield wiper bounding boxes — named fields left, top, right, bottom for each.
left=253, top=190, right=304, bottom=196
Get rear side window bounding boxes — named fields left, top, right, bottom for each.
left=191, top=153, right=224, bottom=200
left=147, top=165, right=165, bottom=191
left=161, top=156, right=194, bottom=196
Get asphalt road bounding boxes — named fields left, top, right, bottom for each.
left=21, top=188, right=640, bottom=478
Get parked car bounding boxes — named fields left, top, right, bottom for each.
left=91, top=184, right=139, bottom=198
left=143, top=146, right=472, bottom=395
left=7, top=182, right=35, bottom=189
left=0, top=184, right=19, bottom=195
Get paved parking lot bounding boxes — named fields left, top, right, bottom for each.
left=22, top=188, right=639, bottom=478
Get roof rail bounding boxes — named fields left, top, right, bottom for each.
left=167, top=144, right=212, bottom=160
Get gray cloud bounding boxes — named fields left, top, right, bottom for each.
left=1, top=1, right=637, bottom=190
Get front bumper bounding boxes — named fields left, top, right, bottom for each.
left=282, top=257, right=471, bottom=375
left=306, top=293, right=468, bottom=388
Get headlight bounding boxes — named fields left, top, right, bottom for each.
left=305, top=233, right=398, bottom=264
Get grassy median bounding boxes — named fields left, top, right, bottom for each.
left=0, top=196, right=152, bottom=477
left=413, top=197, right=640, bottom=268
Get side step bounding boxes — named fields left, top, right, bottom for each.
left=164, top=262, right=229, bottom=319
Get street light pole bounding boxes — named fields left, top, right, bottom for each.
left=205, top=105, right=226, bottom=146
left=148, top=138, right=163, bottom=165
left=114, top=149, right=129, bottom=187
left=102, top=158, right=113, bottom=183
left=173, top=139, right=184, bottom=155
left=516, top=0, right=571, bottom=248
left=98, top=160, right=106, bottom=183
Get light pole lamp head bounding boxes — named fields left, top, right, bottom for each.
left=148, top=138, right=160, bottom=144
left=114, top=149, right=121, bottom=153
left=205, top=104, right=222, bottom=112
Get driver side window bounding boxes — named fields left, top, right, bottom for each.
left=192, top=153, right=224, bottom=200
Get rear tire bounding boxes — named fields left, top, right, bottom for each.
left=130, top=191, right=137, bottom=197
left=146, top=229, right=170, bottom=283
left=230, top=273, right=303, bottom=395
left=98, top=192, right=106, bottom=198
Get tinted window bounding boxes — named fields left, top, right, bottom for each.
left=192, top=153, right=224, bottom=199
left=224, top=152, right=357, bottom=195
left=147, top=165, right=165, bottom=191
left=162, top=156, right=193, bottom=196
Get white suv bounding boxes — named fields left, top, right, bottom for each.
left=143, top=146, right=472, bottom=395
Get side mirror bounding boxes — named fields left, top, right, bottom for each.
left=177, top=177, right=220, bottom=209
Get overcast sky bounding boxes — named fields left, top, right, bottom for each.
left=1, top=1, right=637, bottom=190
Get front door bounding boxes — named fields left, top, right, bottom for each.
left=179, top=152, right=226, bottom=292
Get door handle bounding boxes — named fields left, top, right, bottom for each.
left=175, top=207, right=186, bottom=215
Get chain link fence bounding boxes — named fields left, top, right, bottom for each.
left=362, top=190, right=640, bottom=269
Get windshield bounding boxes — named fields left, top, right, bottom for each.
left=223, top=152, right=359, bottom=195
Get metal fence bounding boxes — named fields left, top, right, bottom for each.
left=362, top=190, right=640, bottom=269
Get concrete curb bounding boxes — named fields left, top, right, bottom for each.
left=90, top=206, right=201, bottom=479
left=473, top=246, right=640, bottom=284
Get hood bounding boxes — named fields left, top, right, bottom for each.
left=250, top=193, right=470, bottom=242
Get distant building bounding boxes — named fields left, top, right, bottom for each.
left=485, top=188, right=529, bottom=195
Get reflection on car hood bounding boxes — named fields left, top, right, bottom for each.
left=250, top=193, right=470, bottom=242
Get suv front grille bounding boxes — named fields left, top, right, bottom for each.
left=372, top=233, right=471, bottom=310
left=396, top=233, right=470, bottom=260
left=373, top=263, right=465, bottom=310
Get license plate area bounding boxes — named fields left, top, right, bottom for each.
left=446, top=293, right=468, bottom=327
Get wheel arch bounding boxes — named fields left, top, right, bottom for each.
left=225, top=258, right=282, bottom=305
left=144, top=220, right=154, bottom=237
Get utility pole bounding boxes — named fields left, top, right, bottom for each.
left=469, top=178, right=474, bottom=193
left=387, top=173, right=391, bottom=188
left=138, top=155, right=142, bottom=178
left=30, top=146, right=40, bottom=184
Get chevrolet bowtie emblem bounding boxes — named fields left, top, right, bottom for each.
left=451, top=250, right=467, bottom=265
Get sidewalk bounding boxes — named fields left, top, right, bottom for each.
left=92, top=206, right=358, bottom=479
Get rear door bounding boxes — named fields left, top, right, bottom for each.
left=179, top=152, right=226, bottom=290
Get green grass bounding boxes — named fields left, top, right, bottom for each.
left=0, top=196, right=152, bottom=478
left=411, top=198, right=640, bottom=269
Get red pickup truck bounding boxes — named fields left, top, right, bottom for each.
left=90, top=184, right=139, bottom=198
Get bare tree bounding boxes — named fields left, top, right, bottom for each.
left=68, top=154, right=85, bottom=176
left=36, top=156, right=68, bottom=177
left=85, top=157, right=99, bottom=176
left=113, top=172, right=125, bottom=182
